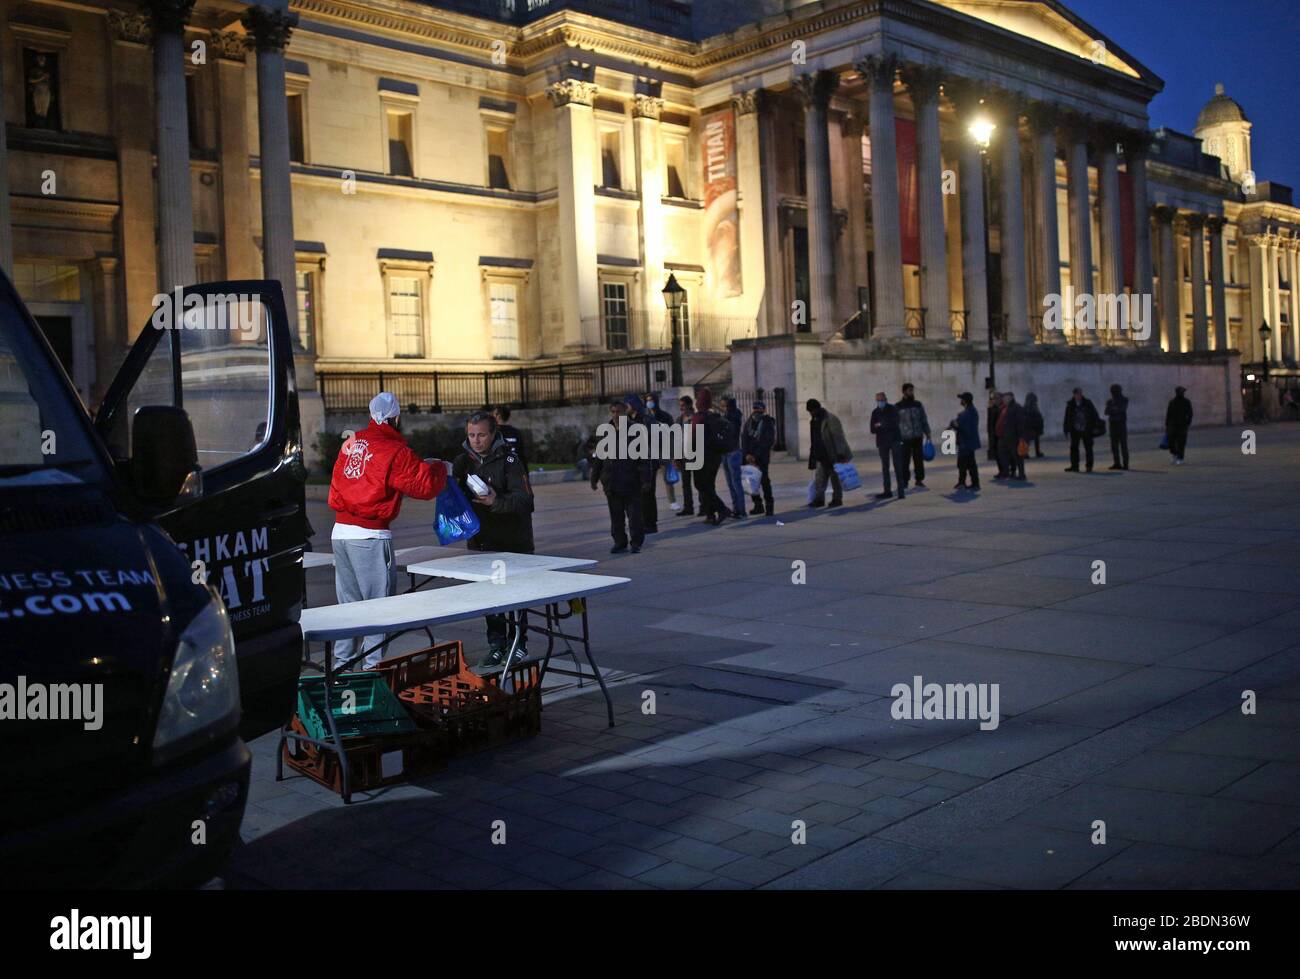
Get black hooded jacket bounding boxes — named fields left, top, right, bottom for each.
left=452, top=432, right=535, bottom=553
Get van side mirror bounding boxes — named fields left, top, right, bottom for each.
left=131, top=405, right=200, bottom=506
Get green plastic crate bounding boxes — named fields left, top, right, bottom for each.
left=296, top=672, right=418, bottom=741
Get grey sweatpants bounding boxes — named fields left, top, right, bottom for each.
left=332, top=537, right=397, bottom=671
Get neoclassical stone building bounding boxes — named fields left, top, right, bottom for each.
left=1, top=0, right=1295, bottom=424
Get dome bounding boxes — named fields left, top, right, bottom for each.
left=1197, top=83, right=1249, bottom=129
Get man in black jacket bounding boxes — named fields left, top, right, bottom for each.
left=1166, top=386, right=1193, bottom=465
left=625, top=394, right=660, bottom=533
left=493, top=405, right=527, bottom=469
left=741, top=400, right=777, bottom=515
left=590, top=401, right=653, bottom=551
left=896, top=383, right=931, bottom=489
left=995, top=391, right=1027, bottom=480
left=869, top=392, right=906, bottom=500
left=1105, top=384, right=1130, bottom=470
left=453, top=410, right=536, bottom=668
left=1063, top=387, right=1102, bottom=473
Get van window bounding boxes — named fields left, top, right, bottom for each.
left=117, top=294, right=274, bottom=474
left=0, top=302, right=103, bottom=486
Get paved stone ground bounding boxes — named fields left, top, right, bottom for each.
left=226, top=423, right=1300, bottom=889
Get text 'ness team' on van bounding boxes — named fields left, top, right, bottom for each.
left=0, top=273, right=308, bottom=888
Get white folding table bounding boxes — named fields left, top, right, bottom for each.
left=285, top=570, right=630, bottom=801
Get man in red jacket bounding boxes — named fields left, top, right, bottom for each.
left=328, top=392, right=447, bottom=669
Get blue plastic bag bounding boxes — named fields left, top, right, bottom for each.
left=1158, top=434, right=1169, bottom=450
left=434, top=479, right=481, bottom=546
left=834, top=462, right=862, bottom=491
left=664, top=461, right=681, bottom=485
left=922, top=439, right=936, bottom=462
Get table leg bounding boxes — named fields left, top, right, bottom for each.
left=322, top=641, right=353, bottom=804
left=580, top=607, right=615, bottom=728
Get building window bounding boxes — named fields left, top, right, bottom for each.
left=664, top=138, right=688, bottom=198
left=23, top=48, right=60, bottom=131
left=489, top=282, right=520, bottom=359
left=287, top=92, right=306, bottom=163
left=601, top=282, right=629, bottom=350
left=673, top=286, right=693, bottom=350
left=295, top=267, right=318, bottom=351
left=12, top=262, right=80, bottom=301
left=600, top=130, right=623, bottom=189
left=486, top=127, right=512, bottom=190
left=388, top=276, right=424, bottom=357
left=387, top=109, right=414, bottom=177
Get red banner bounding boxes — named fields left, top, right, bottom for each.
left=702, top=108, right=742, bottom=299
left=895, top=118, right=920, bottom=266
left=1119, top=169, right=1136, bottom=290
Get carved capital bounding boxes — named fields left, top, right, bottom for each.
left=1205, top=215, right=1227, bottom=236
left=731, top=89, right=761, bottom=116
left=108, top=9, right=153, bottom=44
left=210, top=29, right=248, bottom=62
left=943, top=77, right=994, bottom=120
left=136, top=0, right=195, bottom=36
left=1120, top=128, right=1157, bottom=159
left=633, top=94, right=664, bottom=120
left=854, top=55, right=899, bottom=91
left=1152, top=204, right=1178, bottom=225
left=793, top=70, right=838, bottom=109
left=1180, top=212, right=1207, bottom=234
left=1025, top=101, right=1060, bottom=137
left=547, top=79, right=597, bottom=108
left=901, top=64, right=944, bottom=104
left=242, top=6, right=298, bottom=52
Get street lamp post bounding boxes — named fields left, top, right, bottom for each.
left=969, top=115, right=997, bottom=389
left=662, top=273, right=685, bottom=387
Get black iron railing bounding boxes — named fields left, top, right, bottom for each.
left=318, top=352, right=675, bottom=413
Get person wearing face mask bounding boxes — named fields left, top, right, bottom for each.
left=329, top=392, right=448, bottom=670
left=869, top=392, right=906, bottom=500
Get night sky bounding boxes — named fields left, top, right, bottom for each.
left=1069, top=0, right=1300, bottom=192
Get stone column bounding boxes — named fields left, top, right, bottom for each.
left=0, top=41, right=13, bottom=274
left=1261, top=236, right=1277, bottom=363
left=244, top=5, right=300, bottom=344
left=1207, top=216, right=1229, bottom=351
left=996, top=96, right=1030, bottom=343
left=903, top=66, right=948, bottom=337
left=548, top=77, right=600, bottom=351
left=1063, top=120, right=1094, bottom=343
left=634, top=90, right=666, bottom=348
left=1124, top=135, right=1158, bottom=348
left=842, top=109, right=870, bottom=323
left=106, top=10, right=160, bottom=336
left=1291, top=243, right=1300, bottom=362
left=856, top=56, right=905, bottom=338
left=1247, top=236, right=1266, bottom=362
left=1097, top=130, right=1125, bottom=338
left=1187, top=214, right=1208, bottom=351
left=212, top=30, right=257, bottom=281
left=794, top=70, right=838, bottom=335
left=143, top=0, right=198, bottom=292
left=1154, top=206, right=1180, bottom=352
left=732, top=90, right=765, bottom=344
left=756, top=91, right=785, bottom=335
left=1027, top=104, right=1061, bottom=343
left=948, top=82, right=989, bottom=345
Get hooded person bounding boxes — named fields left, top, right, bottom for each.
left=328, top=392, right=448, bottom=669
left=741, top=399, right=777, bottom=515
left=949, top=392, right=982, bottom=491
left=691, top=388, right=732, bottom=525
left=1165, top=386, right=1193, bottom=465
left=1023, top=392, right=1045, bottom=458
left=625, top=393, right=661, bottom=533
left=452, top=409, right=536, bottom=668
left=1105, top=384, right=1130, bottom=470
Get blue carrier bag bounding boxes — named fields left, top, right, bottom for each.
left=434, top=479, right=481, bottom=545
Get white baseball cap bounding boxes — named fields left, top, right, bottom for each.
left=369, top=391, right=400, bottom=424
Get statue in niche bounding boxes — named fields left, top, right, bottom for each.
left=24, top=49, right=60, bottom=130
